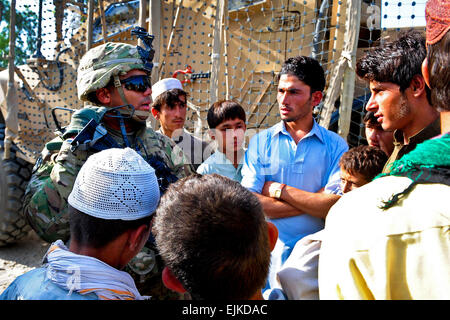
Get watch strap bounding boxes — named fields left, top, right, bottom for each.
left=275, top=183, right=286, bottom=199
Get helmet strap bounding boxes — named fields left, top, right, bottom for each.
left=115, top=109, right=131, bottom=148
left=112, top=75, right=133, bottom=145
left=113, top=75, right=129, bottom=106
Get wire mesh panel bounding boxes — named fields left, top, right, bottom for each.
left=1, top=1, right=86, bottom=163
left=156, top=0, right=351, bottom=140
left=2, top=0, right=144, bottom=162
left=1, top=0, right=430, bottom=164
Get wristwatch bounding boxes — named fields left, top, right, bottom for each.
left=269, top=183, right=286, bottom=199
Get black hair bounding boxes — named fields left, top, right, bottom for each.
left=363, top=111, right=380, bottom=128
left=278, top=56, right=325, bottom=93
left=339, top=145, right=388, bottom=182
left=356, top=30, right=431, bottom=103
left=426, top=31, right=450, bottom=112
left=207, top=100, right=246, bottom=129
left=154, top=174, right=270, bottom=300
left=69, top=205, right=151, bottom=249
left=151, top=88, right=187, bottom=112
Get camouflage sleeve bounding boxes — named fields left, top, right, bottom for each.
left=22, top=139, right=90, bottom=243
left=141, top=128, right=194, bottom=179
left=50, top=139, right=91, bottom=201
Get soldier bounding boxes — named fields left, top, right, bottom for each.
left=22, top=29, right=194, bottom=299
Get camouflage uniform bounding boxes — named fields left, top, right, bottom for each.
left=22, top=41, right=194, bottom=300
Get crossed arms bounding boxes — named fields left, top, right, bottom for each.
left=254, top=181, right=341, bottom=220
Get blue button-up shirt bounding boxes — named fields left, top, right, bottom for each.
left=197, top=150, right=243, bottom=182
left=241, top=120, right=348, bottom=294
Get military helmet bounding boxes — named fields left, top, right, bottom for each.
left=77, top=42, right=151, bottom=102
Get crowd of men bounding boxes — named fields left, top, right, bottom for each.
left=0, top=0, right=448, bottom=300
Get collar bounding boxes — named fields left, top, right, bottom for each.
left=44, top=240, right=145, bottom=300
left=214, top=150, right=233, bottom=165
left=271, top=119, right=325, bottom=144
left=393, top=115, right=441, bottom=146
left=173, top=128, right=190, bottom=143
left=156, top=128, right=187, bottom=141
left=214, top=149, right=245, bottom=165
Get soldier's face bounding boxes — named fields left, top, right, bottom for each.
left=109, top=69, right=153, bottom=122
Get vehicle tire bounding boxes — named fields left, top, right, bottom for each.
left=0, top=124, right=33, bottom=246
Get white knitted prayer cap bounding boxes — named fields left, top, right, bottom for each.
left=151, top=78, right=183, bottom=102
left=68, top=148, right=160, bottom=220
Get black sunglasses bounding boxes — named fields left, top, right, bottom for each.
left=120, top=75, right=152, bottom=92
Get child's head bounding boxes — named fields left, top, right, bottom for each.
left=207, top=100, right=247, bottom=155
left=154, top=174, right=277, bottom=300
left=363, top=111, right=394, bottom=156
left=339, top=145, right=388, bottom=193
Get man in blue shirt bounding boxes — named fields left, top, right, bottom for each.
left=241, top=56, right=348, bottom=298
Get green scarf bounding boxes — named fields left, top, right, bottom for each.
left=375, top=133, right=450, bottom=209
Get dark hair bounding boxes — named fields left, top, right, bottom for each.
left=207, top=100, right=246, bottom=129
left=86, top=91, right=101, bottom=105
left=151, top=88, right=187, bottom=112
left=69, top=205, right=152, bottom=249
left=356, top=30, right=431, bottom=103
left=86, top=76, right=116, bottom=105
left=278, top=56, right=325, bottom=93
left=153, top=174, right=270, bottom=300
left=427, top=31, right=450, bottom=112
left=339, top=145, right=388, bottom=182
left=363, top=111, right=380, bottom=128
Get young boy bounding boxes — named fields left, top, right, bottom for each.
left=338, top=145, right=388, bottom=194
left=363, top=111, right=395, bottom=157
left=154, top=173, right=278, bottom=300
left=267, top=145, right=387, bottom=300
left=196, top=100, right=247, bottom=182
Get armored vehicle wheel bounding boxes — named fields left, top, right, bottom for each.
left=0, top=124, right=33, bottom=246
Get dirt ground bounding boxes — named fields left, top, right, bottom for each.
left=0, top=231, right=50, bottom=294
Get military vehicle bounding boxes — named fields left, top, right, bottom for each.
left=0, top=0, right=399, bottom=246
